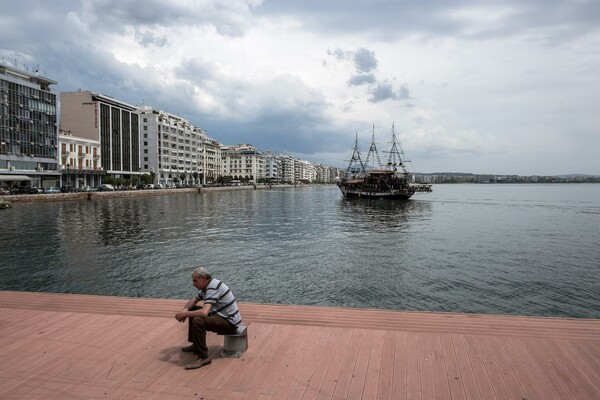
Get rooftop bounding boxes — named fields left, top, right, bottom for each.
left=0, top=291, right=598, bottom=399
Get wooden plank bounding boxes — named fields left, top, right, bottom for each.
left=298, top=327, right=345, bottom=400
left=347, top=328, right=375, bottom=399
left=418, top=333, right=436, bottom=400
left=521, top=337, right=575, bottom=399
left=549, top=339, right=600, bottom=399
left=270, top=326, right=332, bottom=399
left=557, top=341, right=600, bottom=395
left=485, top=336, right=532, bottom=400
left=405, top=332, right=420, bottom=400
left=439, top=333, right=466, bottom=400
left=473, top=335, right=510, bottom=399
left=283, top=326, right=333, bottom=399
left=534, top=338, right=589, bottom=400
left=331, top=328, right=364, bottom=400
left=429, top=333, right=451, bottom=400
left=451, top=333, right=481, bottom=400
left=376, top=330, right=396, bottom=400
left=315, top=328, right=354, bottom=400
left=463, top=335, right=496, bottom=399
left=509, top=337, right=560, bottom=400
left=494, top=336, right=542, bottom=400
left=391, top=331, right=407, bottom=400
left=362, top=329, right=384, bottom=399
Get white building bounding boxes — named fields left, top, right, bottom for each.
left=221, top=144, right=265, bottom=182
left=203, top=136, right=222, bottom=184
left=139, top=107, right=209, bottom=186
left=58, top=130, right=102, bottom=188
left=279, top=154, right=295, bottom=183
left=264, top=151, right=281, bottom=182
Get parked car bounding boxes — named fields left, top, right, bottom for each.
left=43, top=187, right=61, bottom=194
left=98, top=184, right=115, bottom=191
left=29, top=187, right=43, bottom=194
left=0, top=187, right=10, bottom=195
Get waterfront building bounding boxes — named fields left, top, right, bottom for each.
left=60, top=91, right=141, bottom=184
left=278, top=154, right=295, bottom=184
left=221, top=143, right=265, bottom=181
left=203, top=136, right=222, bottom=184
left=263, top=151, right=282, bottom=182
left=294, top=159, right=315, bottom=183
left=0, top=63, right=59, bottom=188
left=139, top=107, right=209, bottom=187
left=314, top=163, right=337, bottom=183
left=58, top=129, right=102, bottom=188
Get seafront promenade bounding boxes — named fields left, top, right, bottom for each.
left=0, top=291, right=598, bottom=399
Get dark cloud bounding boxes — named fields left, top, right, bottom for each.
left=354, top=48, right=377, bottom=73
left=83, top=0, right=257, bottom=37
left=257, top=0, right=600, bottom=42
left=347, top=74, right=376, bottom=86
left=370, top=83, right=410, bottom=103
left=135, top=31, right=171, bottom=48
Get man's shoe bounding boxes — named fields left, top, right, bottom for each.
left=181, top=344, right=195, bottom=352
left=185, top=357, right=211, bottom=370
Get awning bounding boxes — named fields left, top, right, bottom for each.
left=0, top=175, right=33, bottom=182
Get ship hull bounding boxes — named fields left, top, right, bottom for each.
left=338, top=184, right=414, bottom=200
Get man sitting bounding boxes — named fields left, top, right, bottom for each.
left=175, top=266, right=242, bottom=369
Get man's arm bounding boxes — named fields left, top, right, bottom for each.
left=175, top=297, right=213, bottom=322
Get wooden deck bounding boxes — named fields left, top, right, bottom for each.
left=0, top=291, right=598, bottom=399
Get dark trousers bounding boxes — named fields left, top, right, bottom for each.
left=187, top=308, right=236, bottom=358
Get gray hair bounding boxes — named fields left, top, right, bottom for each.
left=192, top=266, right=211, bottom=280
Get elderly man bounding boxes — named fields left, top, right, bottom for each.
left=175, top=266, right=242, bottom=369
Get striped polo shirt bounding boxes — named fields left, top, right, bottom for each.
left=196, top=278, right=242, bottom=326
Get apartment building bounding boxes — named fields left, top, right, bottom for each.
left=203, top=136, right=222, bottom=184
left=60, top=91, right=141, bottom=185
left=0, top=63, right=59, bottom=188
left=221, top=143, right=265, bottom=181
left=278, top=154, right=295, bottom=183
left=264, top=151, right=282, bottom=182
left=140, top=107, right=207, bottom=186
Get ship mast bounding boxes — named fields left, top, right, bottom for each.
left=384, top=123, right=409, bottom=175
left=346, top=132, right=366, bottom=177
left=364, top=124, right=383, bottom=170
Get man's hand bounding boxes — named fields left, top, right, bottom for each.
left=175, top=311, right=187, bottom=322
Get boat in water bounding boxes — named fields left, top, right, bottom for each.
left=337, top=125, right=432, bottom=200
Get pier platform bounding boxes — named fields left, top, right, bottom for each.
left=0, top=291, right=598, bottom=399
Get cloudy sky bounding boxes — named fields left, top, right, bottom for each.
left=2, top=0, right=599, bottom=175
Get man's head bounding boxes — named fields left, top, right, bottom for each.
left=192, top=266, right=211, bottom=290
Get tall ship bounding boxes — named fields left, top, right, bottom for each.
left=337, top=125, right=432, bottom=200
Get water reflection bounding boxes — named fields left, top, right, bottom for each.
left=337, top=197, right=432, bottom=233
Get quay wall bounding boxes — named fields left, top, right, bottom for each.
left=0, top=184, right=304, bottom=204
